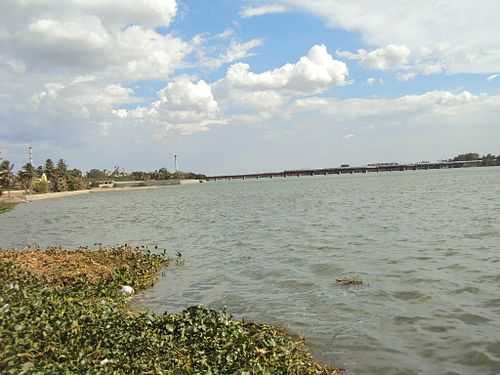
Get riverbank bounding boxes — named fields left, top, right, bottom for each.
left=3, top=185, right=158, bottom=203
left=0, top=201, right=17, bottom=214
left=0, top=246, right=337, bottom=374
left=4, top=181, right=203, bottom=204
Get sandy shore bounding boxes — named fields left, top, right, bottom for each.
left=23, top=186, right=157, bottom=202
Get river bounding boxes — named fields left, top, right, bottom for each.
left=1, top=167, right=499, bottom=374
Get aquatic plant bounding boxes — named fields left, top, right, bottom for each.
left=0, top=246, right=337, bottom=374
left=336, top=277, right=363, bottom=286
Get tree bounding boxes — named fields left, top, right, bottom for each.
left=53, top=159, right=68, bottom=192
left=19, top=163, right=35, bottom=191
left=67, top=169, right=86, bottom=191
left=481, top=153, right=499, bottom=166
left=0, top=160, right=16, bottom=197
left=43, top=159, right=55, bottom=191
left=452, top=153, right=480, bottom=161
left=44, top=159, right=55, bottom=180
left=86, top=169, right=107, bottom=180
left=31, top=179, right=49, bottom=194
left=157, top=167, right=172, bottom=180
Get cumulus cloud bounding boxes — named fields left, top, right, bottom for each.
left=273, top=0, right=500, bottom=74
left=216, top=44, right=348, bottom=95
left=210, top=44, right=348, bottom=116
left=240, top=5, right=288, bottom=18
left=7, top=13, right=190, bottom=80
left=115, top=77, right=226, bottom=134
left=338, top=45, right=411, bottom=70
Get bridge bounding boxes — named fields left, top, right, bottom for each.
left=207, top=160, right=482, bottom=181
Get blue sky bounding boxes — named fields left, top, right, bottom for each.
left=0, top=0, right=499, bottom=174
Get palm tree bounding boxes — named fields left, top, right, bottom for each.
left=0, top=160, right=16, bottom=197
left=19, top=163, right=35, bottom=192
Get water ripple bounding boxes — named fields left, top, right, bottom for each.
left=1, top=167, right=500, bottom=374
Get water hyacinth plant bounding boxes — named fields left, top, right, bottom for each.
left=0, top=245, right=338, bottom=374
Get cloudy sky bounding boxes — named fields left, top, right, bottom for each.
left=1, top=0, right=499, bottom=174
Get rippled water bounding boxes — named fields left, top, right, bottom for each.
left=2, top=167, right=500, bottom=374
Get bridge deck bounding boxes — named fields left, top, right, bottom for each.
left=207, top=161, right=482, bottom=181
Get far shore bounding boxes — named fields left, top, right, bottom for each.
left=0, top=179, right=207, bottom=205
left=0, top=185, right=158, bottom=204
left=26, top=185, right=158, bottom=202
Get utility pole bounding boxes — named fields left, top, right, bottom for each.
left=174, top=154, right=179, bottom=172
left=29, top=146, right=33, bottom=165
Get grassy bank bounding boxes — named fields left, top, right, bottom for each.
left=0, top=201, right=17, bottom=214
left=0, top=246, right=337, bottom=374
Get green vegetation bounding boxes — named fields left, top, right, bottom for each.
left=449, top=152, right=500, bottom=166
left=0, top=160, right=16, bottom=196
left=0, top=201, right=16, bottom=214
left=0, top=158, right=88, bottom=195
left=1, top=154, right=206, bottom=195
left=114, top=168, right=207, bottom=182
left=0, top=246, right=336, bottom=375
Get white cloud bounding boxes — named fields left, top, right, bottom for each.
left=396, top=72, right=418, bottom=82
left=0, top=1, right=189, bottom=80
left=295, top=97, right=329, bottom=107
left=116, top=77, right=226, bottom=134
left=17, top=20, right=190, bottom=80
left=216, top=44, right=348, bottom=95
left=211, top=44, right=348, bottom=116
left=240, top=5, right=287, bottom=18
left=0, top=0, right=177, bottom=32
left=6, top=59, right=26, bottom=73
left=273, top=0, right=500, bottom=74
left=486, top=74, right=498, bottom=82
left=365, top=77, right=384, bottom=86
left=338, top=45, right=411, bottom=70
left=365, top=78, right=376, bottom=86
left=291, top=90, right=494, bottom=119
left=202, top=39, right=263, bottom=69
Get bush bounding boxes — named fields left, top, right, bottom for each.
left=31, top=180, right=49, bottom=194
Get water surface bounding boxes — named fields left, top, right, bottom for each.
left=1, top=167, right=500, bottom=374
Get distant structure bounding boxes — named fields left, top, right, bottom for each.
left=174, top=155, right=179, bottom=172
left=107, top=165, right=120, bottom=177
left=29, top=146, right=33, bottom=165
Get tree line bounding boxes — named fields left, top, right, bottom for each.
left=86, top=167, right=206, bottom=182
left=448, top=152, right=500, bottom=166
left=0, top=158, right=87, bottom=195
left=0, top=157, right=207, bottom=196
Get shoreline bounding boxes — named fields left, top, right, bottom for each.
left=2, top=185, right=159, bottom=203
left=0, top=246, right=337, bottom=374
left=2, top=179, right=205, bottom=205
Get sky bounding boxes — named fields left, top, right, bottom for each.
left=0, top=0, right=499, bottom=175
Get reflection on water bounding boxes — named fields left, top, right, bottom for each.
left=1, top=167, right=500, bottom=374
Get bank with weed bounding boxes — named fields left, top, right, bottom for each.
left=0, top=201, right=16, bottom=214
left=0, top=246, right=337, bottom=374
